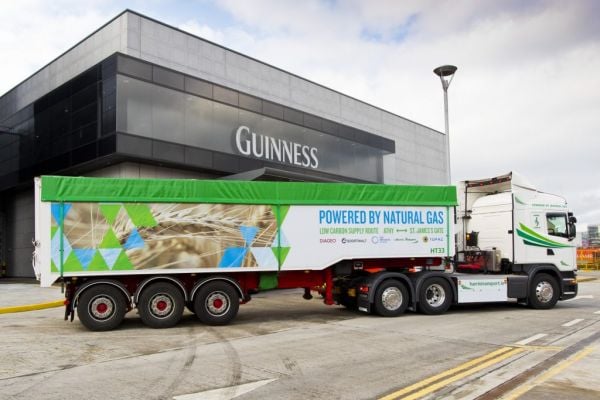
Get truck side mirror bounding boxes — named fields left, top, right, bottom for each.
left=567, top=213, right=577, bottom=240
left=567, top=222, right=576, bottom=240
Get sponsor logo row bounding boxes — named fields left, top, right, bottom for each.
left=320, top=236, right=445, bottom=244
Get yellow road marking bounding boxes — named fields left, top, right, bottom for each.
left=514, top=345, right=563, bottom=352
left=501, top=346, right=596, bottom=400
left=0, top=299, right=64, bottom=314
left=400, top=348, right=525, bottom=400
left=380, top=346, right=523, bottom=400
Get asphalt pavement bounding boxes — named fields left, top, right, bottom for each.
left=0, top=270, right=598, bottom=400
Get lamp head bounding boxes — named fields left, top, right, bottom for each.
left=433, top=65, right=457, bottom=91
left=433, top=65, right=457, bottom=77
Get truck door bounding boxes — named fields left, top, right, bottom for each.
left=544, top=212, right=576, bottom=271
left=514, top=208, right=576, bottom=270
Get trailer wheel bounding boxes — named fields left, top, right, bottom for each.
left=373, top=279, right=408, bottom=317
left=193, top=281, right=240, bottom=325
left=418, top=277, right=452, bottom=315
left=529, top=273, right=559, bottom=309
left=138, top=282, right=184, bottom=329
left=77, top=285, right=127, bottom=331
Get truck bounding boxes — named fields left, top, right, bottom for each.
left=32, top=172, right=578, bottom=331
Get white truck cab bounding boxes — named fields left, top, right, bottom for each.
left=455, top=172, right=578, bottom=305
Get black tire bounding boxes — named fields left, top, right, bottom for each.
left=193, top=281, right=240, bottom=325
left=77, top=284, right=128, bottom=331
left=529, top=273, right=559, bottom=309
left=373, top=279, right=409, bottom=317
left=418, top=277, right=452, bottom=315
left=138, top=282, right=185, bottom=329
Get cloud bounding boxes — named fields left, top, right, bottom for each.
left=199, top=0, right=600, bottom=225
left=179, top=19, right=226, bottom=43
left=0, top=0, right=120, bottom=96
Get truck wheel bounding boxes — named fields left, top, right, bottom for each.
left=77, top=285, right=127, bottom=331
left=373, top=279, right=408, bottom=317
left=418, top=277, right=452, bottom=315
left=138, top=282, right=184, bottom=329
left=529, top=273, right=559, bottom=309
left=193, top=281, right=240, bottom=325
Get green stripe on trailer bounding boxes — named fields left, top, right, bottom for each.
left=41, top=176, right=458, bottom=206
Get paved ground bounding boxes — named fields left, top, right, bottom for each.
left=0, top=271, right=599, bottom=400
left=0, top=278, right=63, bottom=306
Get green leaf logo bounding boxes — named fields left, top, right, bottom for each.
left=516, top=223, right=573, bottom=249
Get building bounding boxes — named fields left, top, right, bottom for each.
left=580, top=231, right=589, bottom=248
left=589, top=225, right=600, bottom=248
left=0, top=10, right=448, bottom=278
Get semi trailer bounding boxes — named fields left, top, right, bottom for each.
left=32, top=172, right=578, bottom=331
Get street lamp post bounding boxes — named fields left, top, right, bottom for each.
left=433, top=65, right=457, bottom=184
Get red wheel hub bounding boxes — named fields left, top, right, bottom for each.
left=213, top=298, right=224, bottom=309
left=96, top=303, right=108, bottom=313
left=156, top=300, right=167, bottom=311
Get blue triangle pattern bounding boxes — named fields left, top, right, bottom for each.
left=219, top=248, right=247, bottom=268
left=99, top=249, right=122, bottom=270
left=239, top=226, right=259, bottom=247
left=73, top=249, right=95, bottom=271
left=123, top=228, right=145, bottom=250
left=271, top=229, right=290, bottom=247
left=51, top=228, right=72, bottom=270
left=51, top=203, right=72, bottom=225
left=250, top=247, right=278, bottom=269
left=278, top=229, right=290, bottom=247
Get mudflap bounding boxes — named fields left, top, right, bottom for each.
left=560, top=277, right=578, bottom=300
left=357, top=293, right=370, bottom=313
left=64, top=301, right=74, bottom=322
left=64, top=281, right=75, bottom=322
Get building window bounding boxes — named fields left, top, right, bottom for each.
left=546, top=213, right=567, bottom=238
left=116, top=75, right=385, bottom=181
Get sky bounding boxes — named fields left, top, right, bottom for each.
left=0, top=0, right=598, bottom=228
